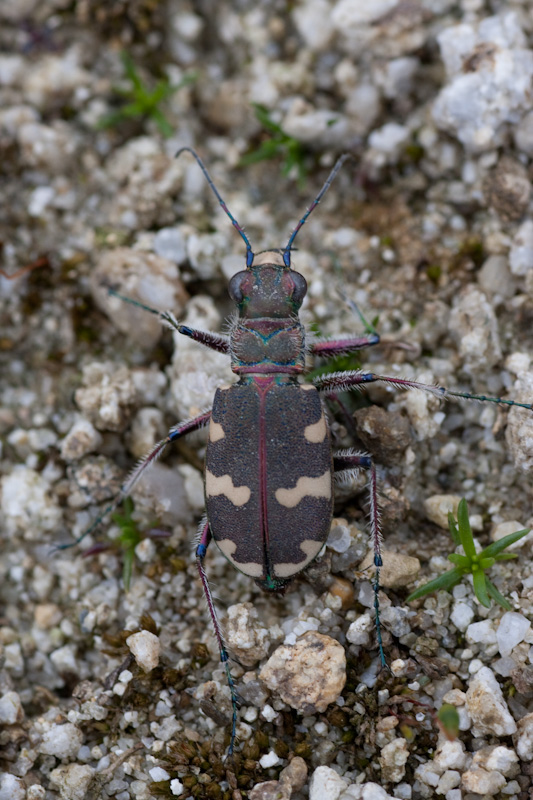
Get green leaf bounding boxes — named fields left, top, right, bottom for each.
left=448, top=512, right=461, bottom=547
left=457, top=498, right=476, bottom=558
left=479, top=529, right=530, bottom=559
left=437, top=703, right=460, bottom=738
left=122, top=548, right=134, bottom=592
left=485, top=579, right=513, bottom=611
left=406, top=568, right=462, bottom=602
left=447, top=553, right=470, bottom=569
left=472, top=569, right=490, bottom=608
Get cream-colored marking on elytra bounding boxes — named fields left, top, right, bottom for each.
left=209, top=420, right=225, bottom=442
left=275, top=471, right=331, bottom=508
left=301, top=383, right=315, bottom=391
left=304, top=416, right=327, bottom=443
left=205, top=470, right=251, bottom=506
left=216, top=539, right=263, bottom=577
left=252, top=251, right=285, bottom=267
left=274, top=540, right=322, bottom=578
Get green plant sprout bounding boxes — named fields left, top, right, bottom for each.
left=240, top=103, right=316, bottom=187
left=110, top=497, right=144, bottom=591
left=98, top=52, right=196, bottom=138
left=407, top=498, right=529, bottom=610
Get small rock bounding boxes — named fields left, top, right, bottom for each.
left=279, top=756, right=308, bottom=792
left=515, top=712, right=533, bottom=760
left=423, top=495, right=461, bottom=529
left=352, top=406, right=411, bottom=463
left=292, top=0, right=334, bottom=50
left=379, top=737, right=409, bottom=783
left=1, top=466, right=62, bottom=537
left=60, top=418, right=103, bottom=462
left=346, top=613, right=373, bottom=646
left=434, top=738, right=467, bottom=772
left=339, top=782, right=395, bottom=799
left=461, top=766, right=506, bottom=796
left=187, top=231, right=229, bottom=280
left=39, top=722, right=84, bottom=759
left=509, top=219, right=533, bottom=277
left=510, top=665, right=533, bottom=694
left=126, top=630, right=161, bottom=672
left=259, top=750, right=281, bottom=769
left=249, top=781, right=290, bottom=800
left=358, top=549, right=420, bottom=589
left=226, top=603, right=270, bottom=667
left=433, top=12, right=533, bottom=152
left=0, top=691, right=23, bottom=724
left=153, top=227, right=187, bottom=264
left=309, top=765, right=348, bottom=800
left=471, top=744, right=518, bottom=775
left=327, top=576, right=355, bottom=610
left=477, top=255, right=515, bottom=299
left=483, top=156, right=531, bottom=221
left=490, top=519, right=531, bottom=549
left=170, top=779, right=184, bottom=797
left=466, top=619, right=497, bottom=648
left=0, top=774, right=25, bottom=800
left=448, top=286, right=502, bottom=368
left=450, top=601, right=475, bottom=632
left=128, top=407, right=165, bottom=460
left=74, top=361, right=138, bottom=432
left=514, top=109, right=533, bottom=156
left=465, top=666, right=517, bottom=736
left=49, top=764, right=95, bottom=800
left=496, top=611, right=531, bottom=657
left=18, top=121, right=79, bottom=172
left=259, top=631, right=346, bottom=714
left=436, top=770, right=461, bottom=794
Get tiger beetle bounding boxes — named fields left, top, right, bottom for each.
left=66, top=147, right=533, bottom=756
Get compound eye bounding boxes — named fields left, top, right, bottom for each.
left=228, top=271, right=248, bottom=303
left=290, top=271, right=307, bottom=305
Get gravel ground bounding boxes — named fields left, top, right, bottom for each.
left=1, top=2, right=533, bottom=799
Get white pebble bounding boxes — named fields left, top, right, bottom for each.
left=0, top=691, right=23, bottom=724
left=126, top=631, right=161, bottom=672
left=450, top=601, right=475, bottom=632
left=39, top=723, right=84, bottom=759
left=259, top=750, right=281, bottom=769
left=496, top=611, right=531, bottom=657
left=149, top=767, right=170, bottom=782
left=309, top=765, right=348, bottom=800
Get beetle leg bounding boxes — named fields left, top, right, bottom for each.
left=334, top=452, right=386, bottom=668
left=104, top=287, right=230, bottom=354
left=315, top=370, right=533, bottom=411
left=57, top=411, right=211, bottom=551
left=310, top=333, right=380, bottom=358
left=196, top=520, right=239, bottom=757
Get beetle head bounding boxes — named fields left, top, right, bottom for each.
left=228, top=251, right=307, bottom=319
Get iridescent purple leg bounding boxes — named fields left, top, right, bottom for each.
left=310, top=333, right=380, bottom=358
left=196, top=521, right=239, bottom=756
left=57, top=411, right=211, bottom=550
left=105, top=287, right=230, bottom=354
left=334, top=452, right=385, bottom=666
left=315, top=370, right=533, bottom=411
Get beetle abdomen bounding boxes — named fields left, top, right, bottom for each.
left=205, top=381, right=333, bottom=586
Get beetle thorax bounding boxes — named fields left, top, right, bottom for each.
left=228, top=252, right=307, bottom=374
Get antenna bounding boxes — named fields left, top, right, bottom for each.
left=283, top=153, right=352, bottom=267
left=175, top=147, right=254, bottom=267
